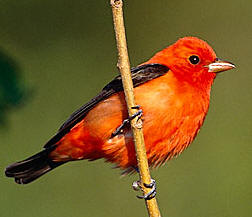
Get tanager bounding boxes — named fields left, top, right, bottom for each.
left=5, top=37, right=235, bottom=186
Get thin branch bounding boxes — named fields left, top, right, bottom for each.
left=110, top=1, right=161, bottom=216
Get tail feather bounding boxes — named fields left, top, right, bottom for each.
left=5, top=149, right=64, bottom=184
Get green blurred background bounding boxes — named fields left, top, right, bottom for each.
left=1, top=1, right=251, bottom=217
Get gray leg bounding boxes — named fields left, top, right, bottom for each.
left=132, top=179, right=157, bottom=200
left=111, top=105, right=142, bottom=137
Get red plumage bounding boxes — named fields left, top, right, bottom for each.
left=5, top=37, right=235, bottom=184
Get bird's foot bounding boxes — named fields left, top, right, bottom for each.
left=132, top=178, right=157, bottom=200
left=111, top=105, right=142, bottom=137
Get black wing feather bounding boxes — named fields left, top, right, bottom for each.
left=44, top=63, right=169, bottom=149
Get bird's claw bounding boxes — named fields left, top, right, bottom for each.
left=111, top=105, right=143, bottom=137
left=129, top=105, right=143, bottom=122
left=132, top=178, right=157, bottom=200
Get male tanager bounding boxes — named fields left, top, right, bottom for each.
left=5, top=37, right=235, bottom=184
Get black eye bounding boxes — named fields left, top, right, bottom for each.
left=189, top=55, right=200, bottom=65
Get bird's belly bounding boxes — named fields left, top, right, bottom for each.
left=143, top=110, right=207, bottom=167
left=102, top=81, right=209, bottom=169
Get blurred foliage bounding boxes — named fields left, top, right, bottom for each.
left=0, top=1, right=251, bottom=217
left=0, top=50, right=28, bottom=126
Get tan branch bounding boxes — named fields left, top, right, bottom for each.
left=110, top=1, right=161, bottom=216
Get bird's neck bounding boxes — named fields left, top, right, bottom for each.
left=173, top=70, right=216, bottom=94
left=167, top=71, right=214, bottom=112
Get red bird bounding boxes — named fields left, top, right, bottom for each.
left=5, top=37, right=235, bottom=184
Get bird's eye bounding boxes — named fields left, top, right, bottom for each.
left=189, top=55, right=200, bottom=65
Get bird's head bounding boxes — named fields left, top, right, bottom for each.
left=148, top=37, right=235, bottom=88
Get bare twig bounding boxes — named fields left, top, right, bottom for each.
left=110, top=1, right=161, bottom=216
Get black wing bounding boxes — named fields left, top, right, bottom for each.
left=44, top=63, right=169, bottom=148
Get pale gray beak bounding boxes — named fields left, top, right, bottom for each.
left=207, top=58, right=235, bottom=73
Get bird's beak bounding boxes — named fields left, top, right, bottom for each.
left=207, top=58, right=235, bottom=73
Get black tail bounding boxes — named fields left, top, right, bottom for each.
left=5, top=149, right=64, bottom=184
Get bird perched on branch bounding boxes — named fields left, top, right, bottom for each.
left=5, top=37, right=235, bottom=186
